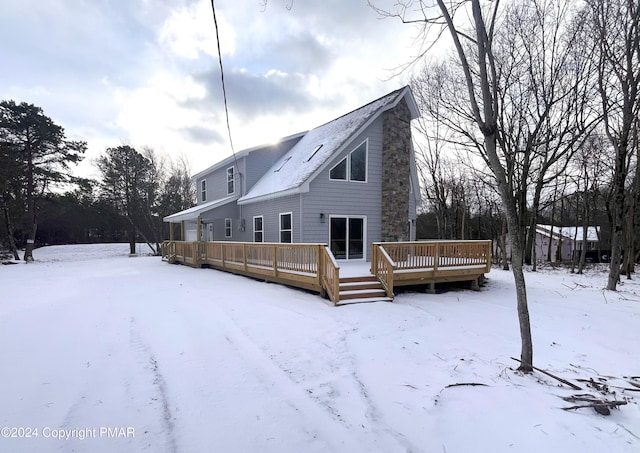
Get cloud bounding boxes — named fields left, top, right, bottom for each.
left=180, top=125, right=224, bottom=145
left=187, top=67, right=340, bottom=120
left=159, top=0, right=236, bottom=59
left=1, top=0, right=421, bottom=178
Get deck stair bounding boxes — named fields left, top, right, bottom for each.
left=337, top=275, right=393, bottom=305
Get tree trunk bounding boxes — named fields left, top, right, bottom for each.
left=531, top=235, right=537, bottom=272
left=485, top=134, right=533, bottom=372
left=503, top=194, right=534, bottom=372
left=501, top=217, right=509, bottom=270
left=623, top=204, right=634, bottom=278
left=128, top=226, right=136, bottom=255
left=607, top=170, right=626, bottom=289
left=547, top=217, right=555, bottom=263
left=2, top=206, right=20, bottom=260
left=578, top=206, right=589, bottom=274
left=23, top=149, right=36, bottom=262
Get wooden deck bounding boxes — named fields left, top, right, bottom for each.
left=161, top=240, right=492, bottom=305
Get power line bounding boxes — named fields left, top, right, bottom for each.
left=210, top=0, right=238, bottom=170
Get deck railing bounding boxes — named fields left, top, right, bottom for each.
left=164, top=240, right=328, bottom=294
left=161, top=241, right=175, bottom=261
left=372, top=240, right=492, bottom=274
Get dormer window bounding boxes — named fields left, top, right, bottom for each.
left=201, top=179, right=207, bottom=202
left=329, top=140, right=367, bottom=182
left=227, top=167, right=235, bottom=194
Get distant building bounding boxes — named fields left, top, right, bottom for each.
left=534, top=224, right=601, bottom=262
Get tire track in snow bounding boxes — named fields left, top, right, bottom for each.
left=207, top=308, right=372, bottom=452
left=129, top=317, right=178, bottom=453
left=314, top=327, right=421, bottom=453
left=350, top=369, right=419, bottom=453
left=217, top=307, right=424, bottom=453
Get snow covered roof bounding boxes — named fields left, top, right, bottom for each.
left=191, top=131, right=307, bottom=181
left=163, top=195, right=239, bottom=223
left=536, top=224, right=600, bottom=242
left=238, top=86, right=419, bottom=205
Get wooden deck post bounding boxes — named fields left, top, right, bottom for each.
left=371, top=243, right=378, bottom=274
left=273, top=244, right=278, bottom=277
left=318, top=244, right=325, bottom=297
left=243, top=243, right=247, bottom=272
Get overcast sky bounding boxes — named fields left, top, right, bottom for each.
left=0, top=0, right=423, bottom=179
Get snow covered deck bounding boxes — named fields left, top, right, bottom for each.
left=161, top=240, right=492, bottom=304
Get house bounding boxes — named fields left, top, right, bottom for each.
left=534, top=224, right=601, bottom=262
left=163, top=86, right=422, bottom=261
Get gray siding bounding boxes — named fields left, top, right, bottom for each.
left=195, top=136, right=301, bottom=205
left=196, top=159, right=245, bottom=204
left=240, top=195, right=302, bottom=243
left=198, top=202, right=240, bottom=241
left=302, top=116, right=385, bottom=259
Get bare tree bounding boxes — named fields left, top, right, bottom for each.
left=493, top=1, right=599, bottom=267
left=587, top=0, right=640, bottom=290
left=371, top=0, right=536, bottom=371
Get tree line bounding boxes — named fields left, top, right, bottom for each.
left=371, top=0, right=639, bottom=371
left=0, top=101, right=195, bottom=260
left=396, top=0, right=639, bottom=282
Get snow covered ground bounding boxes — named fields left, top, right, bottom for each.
left=1, top=244, right=638, bottom=453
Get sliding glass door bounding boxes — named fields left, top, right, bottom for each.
left=330, top=216, right=365, bottom=260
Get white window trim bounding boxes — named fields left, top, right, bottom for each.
left=227, top=166, right=235, bottom=195
left=329, top=139, right=368, bottom=183
left=253, top=215, right=264, bottom=243
left=225, top=218, right=232, bottom=238
left=279, top=212, right=293, bottom=243
left=329, top=156, right=348, bottom=181
left=201, top=179, right=207, bottom=202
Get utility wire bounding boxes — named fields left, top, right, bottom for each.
left=210, top=0, right=238, bottom=170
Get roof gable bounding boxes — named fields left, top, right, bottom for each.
left=238, top=86, right=418, bottom=204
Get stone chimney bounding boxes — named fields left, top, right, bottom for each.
left=381, top=98, right=412, bottom=242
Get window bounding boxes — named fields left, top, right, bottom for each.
left=227, top=167, right=235, bottom=194
left=274, top=156, right=292, bottom=172
left=253, top=216, right=263, bottom=242
left=330, top=157, right=347, bottom=180
left=329, top=140, right=367, bottom=182
left=350, top=142, right=366, bottom=181
left=201, top=179, right=207, bottom=202
left=307, top=144, right=323, bottom=161
left=225, top=218, right=232, bottom=238
left=279, top=213, right=292, bottom=243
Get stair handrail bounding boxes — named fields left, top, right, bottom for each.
left=321, top=246, right=340, bottom=305
left=374, top=244, right=395, bottom=299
